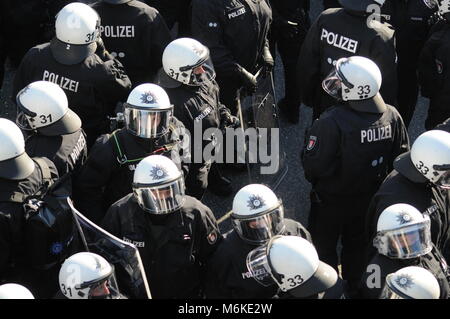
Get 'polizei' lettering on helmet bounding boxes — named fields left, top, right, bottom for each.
left=42, top=70, right=79, bottom=93
left=99, top=25, right=135, bottom=38
left=360, top=124, right=392, bottom=143
left=320, top=28, right=358, bottom=54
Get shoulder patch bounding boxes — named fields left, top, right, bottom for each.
left=306, top=136, right=318, bottom=151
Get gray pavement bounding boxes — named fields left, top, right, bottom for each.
left=0, top=0, right=429, bottom=233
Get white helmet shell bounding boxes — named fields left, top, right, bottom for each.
left=0, top=119, right=35, bottom=180
left=59, top=252, right=114, bottom=299
left=133, top=155, right=181, bottom=185
left=0, top=284, right=35, bottom=299
left=126, top=83, right=172, bottom=110
left=376, top=203, right=427, bottom=232
left=232, top=184, right=280, bottom=217
left=269, top=236, right=320, bottom=290
left=15, top=81, right=82, bottom=135
left=162, top=38, right=215, bottom=86
left=55, top=2, right=100, bottom=45
left=0, top=119, right=27, bottom=162
left=410, top=130, right=450, bottom=186
left=385, top=266, right=440, bottom=299
left=338, top=56, right=382, bottom=101
left=133, top=155, right=185, bottom=214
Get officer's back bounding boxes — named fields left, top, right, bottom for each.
left=92, top=0, right=172, bottom=86
left=298, top=3, right=398, bottom=117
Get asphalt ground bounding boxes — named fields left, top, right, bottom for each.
left=0, top=1, right=429, bottom=233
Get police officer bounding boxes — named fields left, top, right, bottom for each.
left=191, top=0, right=273, bottom=115
left=268, top=0, right=310, bottom=124
left=74, top=83, right=188, bottom=224
left=13, top=2, right=132, bottom=149
left=0, top=118, right=73, bottom=298
left=360, top=204, right=450, bottom=299
left=323, top=0, right=341, bottom=10
left=101, top=155, right=221, bottom=299
left=247, top=235, right=344, bottom=299
left=144, top=0, right=193, bottom=37
left=380, top=0, right=436, bottom=127
left=158, top=38, right=239, bottom=199
left=15, top=81, right=87, bottom=179
left=204, top=184, right=312, bottom=299
left=298, top=0, right=398, bottom=120
left=91, top=0, right=172, bottom=86
left=302, top=56, right=410, bottom=296
left=58, top=252, right=126, bottom=299
left=418, top=0, right=450, bottom=129
left=380, top=266, right=440, bottom=299
left=365, top=130, right=450, bottom=261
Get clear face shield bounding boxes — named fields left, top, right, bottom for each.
left=433, top=164, right=450, bottom=190
left=124, top=105, right=173, bottom=139
left=322, top=59, right=354, bottom=101
left=246, top=243, right=277, bottom=287
left=15, top=91, right=37, bottom=131
left=181, top=55, right=216, bottom=86
left=78, top=268, right=122, bottom=299
left=232, top=206, right=285, bottom=245
left=133, top=177, right=186, bottom=214
left=373, top=219, right=432, bottom=259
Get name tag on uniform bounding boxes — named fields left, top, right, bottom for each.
left=227, top=6, right=246, bottom=20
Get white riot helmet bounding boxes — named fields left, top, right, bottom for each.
left=133, top=155, right=185, bottom=214
left=231, top=184, right=285, bottom=245
left=0, top=118, right=35, bottom=180
left=246, top=236, right=338, bottom=297
left=124, top=83, right=173, bottom=139
left=159, top=38, right=215, bottom=88
left=410, top=130, right=450, bottom=189
left=16, top=81, right=81, bottom=136
left=322, top=56, right=386, bottom=113
left=51, top=2, right=100, bottom=65
left=59, top=252, right=120, bottom=299
left=0, top=284, right=35, bottom=299
left=373, top=204, right=432, bottom=259
left=380, top=266, right=440, bottom=299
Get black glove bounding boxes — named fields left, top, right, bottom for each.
left=219, top=106, right=240, bottom=128
left=261, top=46, right=274, bottom=77
left=238, top=66, right=257, bottom=94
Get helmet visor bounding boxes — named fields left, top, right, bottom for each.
left=124, top=106, right=172, bottom=139
left=322, top=68, right=343, bottom=100
left=374, top=221, right=432, bottom=259
left=379, top=281, right=407, bottom=299
left=134, top=178, right=185, bottom=214
left=184, top=56, right=216, bottom=86
left=232, top=207, right=285, bottom=244
left=246, top=243, right=276, bottom=287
